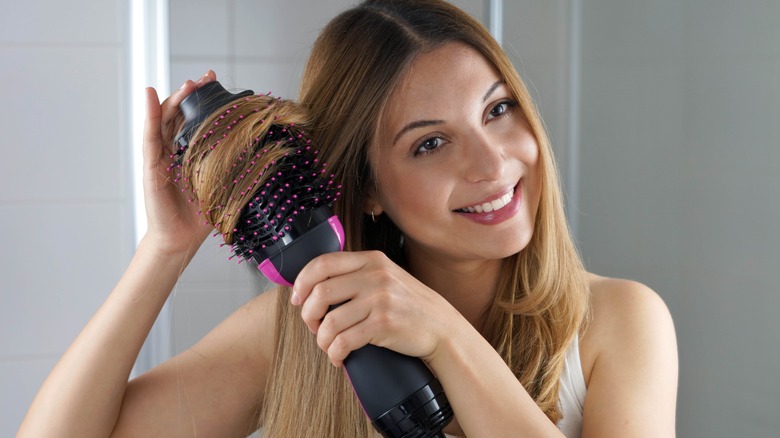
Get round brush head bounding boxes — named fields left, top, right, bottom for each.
left=229, top=140, right=341, bottom=266
left=173, top=81, right=342, bottom=282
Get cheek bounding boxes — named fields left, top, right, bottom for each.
left=518, top=131, right=541, bottom=168
left=378, top=172, right=431, bottom=218
left=374, top=168, right=451, bottom=238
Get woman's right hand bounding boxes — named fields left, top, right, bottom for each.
left=141, top=71, right=217, bottom=256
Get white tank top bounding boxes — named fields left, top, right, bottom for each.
left=556, top=335, right=587, bottom=437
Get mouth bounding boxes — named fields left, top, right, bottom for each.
left=455, top=185, right=517, bottom=214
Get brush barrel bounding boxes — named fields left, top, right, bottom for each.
left=346, top=345, right=453, bottom=438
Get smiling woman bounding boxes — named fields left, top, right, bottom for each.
left=17, top=1, right=677, bottom=437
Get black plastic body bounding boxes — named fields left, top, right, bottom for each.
left=259, top=206, right=339, bottom=280
left=346, top=345, right=452, bottom=437
left=173, top=81, right=253, bottom=158
left=266, top=216, right=452, bottom=437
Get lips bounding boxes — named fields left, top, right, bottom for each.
left=452, top=181, right=523, bottom=225
left=456, top=188, right=515, bottom=213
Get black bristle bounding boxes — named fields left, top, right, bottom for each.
left=230, top=131, right=339, bottom=264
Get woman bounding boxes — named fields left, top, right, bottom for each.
left=19, top=1, right=677, bottom=437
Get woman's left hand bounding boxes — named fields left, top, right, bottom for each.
left=291, top=250, right=461, bottom=367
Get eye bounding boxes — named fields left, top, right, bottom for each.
left=487, top=99, right=517, bottom=120
left=413, top=136, right=445, bottom=157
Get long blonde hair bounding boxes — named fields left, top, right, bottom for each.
left=265, top=0, right=590, bottom=433
left=189, top=1, right=590, bottom=435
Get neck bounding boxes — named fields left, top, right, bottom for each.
left=405, top=244, right=503, bottom=330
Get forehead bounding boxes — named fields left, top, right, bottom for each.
left=380, top=43, right=502, bottom=132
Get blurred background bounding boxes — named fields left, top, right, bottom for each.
left=1, top=0, right=778, bottom=436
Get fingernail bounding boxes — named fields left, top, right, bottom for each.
left=196, top=73, right=211, bottom=86
left=291, top=292, right=300, bottom=306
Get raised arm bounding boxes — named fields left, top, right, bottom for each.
left=17, top=72, right=227, bottom=436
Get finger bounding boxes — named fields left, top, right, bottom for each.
left=195, top=69, right=217, bottom=86
left=292, top=252, right=374, bottom=306
left=326, top=320, right=375, bottom=367
left=315, top=300, right=370, bottom=355
left=160, top=70, right=216, bottom=119
left=160, top=79, right=196, bottom=126
left=299, top=274, right=362, bottom=334
left=142, top=87, right=163, bottom=171
left=159, top=71, right=217, bottom=152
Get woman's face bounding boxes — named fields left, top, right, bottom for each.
left=369, top=42, right=541, bottom=265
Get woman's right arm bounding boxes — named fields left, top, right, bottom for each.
left=18, top=73, right=277, bottom=437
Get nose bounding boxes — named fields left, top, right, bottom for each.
left=461, top=131, right=506, bottom=183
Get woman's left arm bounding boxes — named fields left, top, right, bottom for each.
left=425, top=313, right=567, bottom=437
left=580, top=277, right=678, bottom=437
left=292, top=250, right=566, bottom=437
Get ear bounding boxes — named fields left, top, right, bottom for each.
left=363, top=185, right=384, bottom=217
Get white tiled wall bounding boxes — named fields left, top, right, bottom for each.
left=0, top=0, right=131, bottom=435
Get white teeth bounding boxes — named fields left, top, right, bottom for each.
left=459, top=188, right=514, bottom=213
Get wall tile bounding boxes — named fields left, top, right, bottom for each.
left=504, top=1, right=566, bottom=60
left=448, top=0, right=487, bottom=24
left=170, top=60, right=232, bottom=91
left=0, top=47, right=124, bottom=202
left=675, top=265, right=780, bottom=437
left=0, top=202, right=127, bottom=357
left=0, top=0, right=120, bottom=45
left=578, top=60, right=686, bottom=272
left=683, top=60, right=777, bottom=173
left=582, top=0, right=685, bottom=62
left=169, top=0, right=230, bottom=58
left=233, top=60, right=303, bottom=100
left=684, top=0, right=780, bottom=59
left=232, top=0, right=356, bottom=59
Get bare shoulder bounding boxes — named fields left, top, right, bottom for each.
left=586, top=274, right=673, bottom=338
left=579, top=274, right=678, bottom=437
left=581, top=274, right=676, bottom=378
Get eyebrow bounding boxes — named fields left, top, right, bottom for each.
left=391, top=80, right=506, bottom=146
left=482, top=80, right=505, bottom=103
left=392, top=119, right=445, bottom=145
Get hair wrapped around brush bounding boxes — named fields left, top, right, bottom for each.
left=172, top=92, right=339, bottom=264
